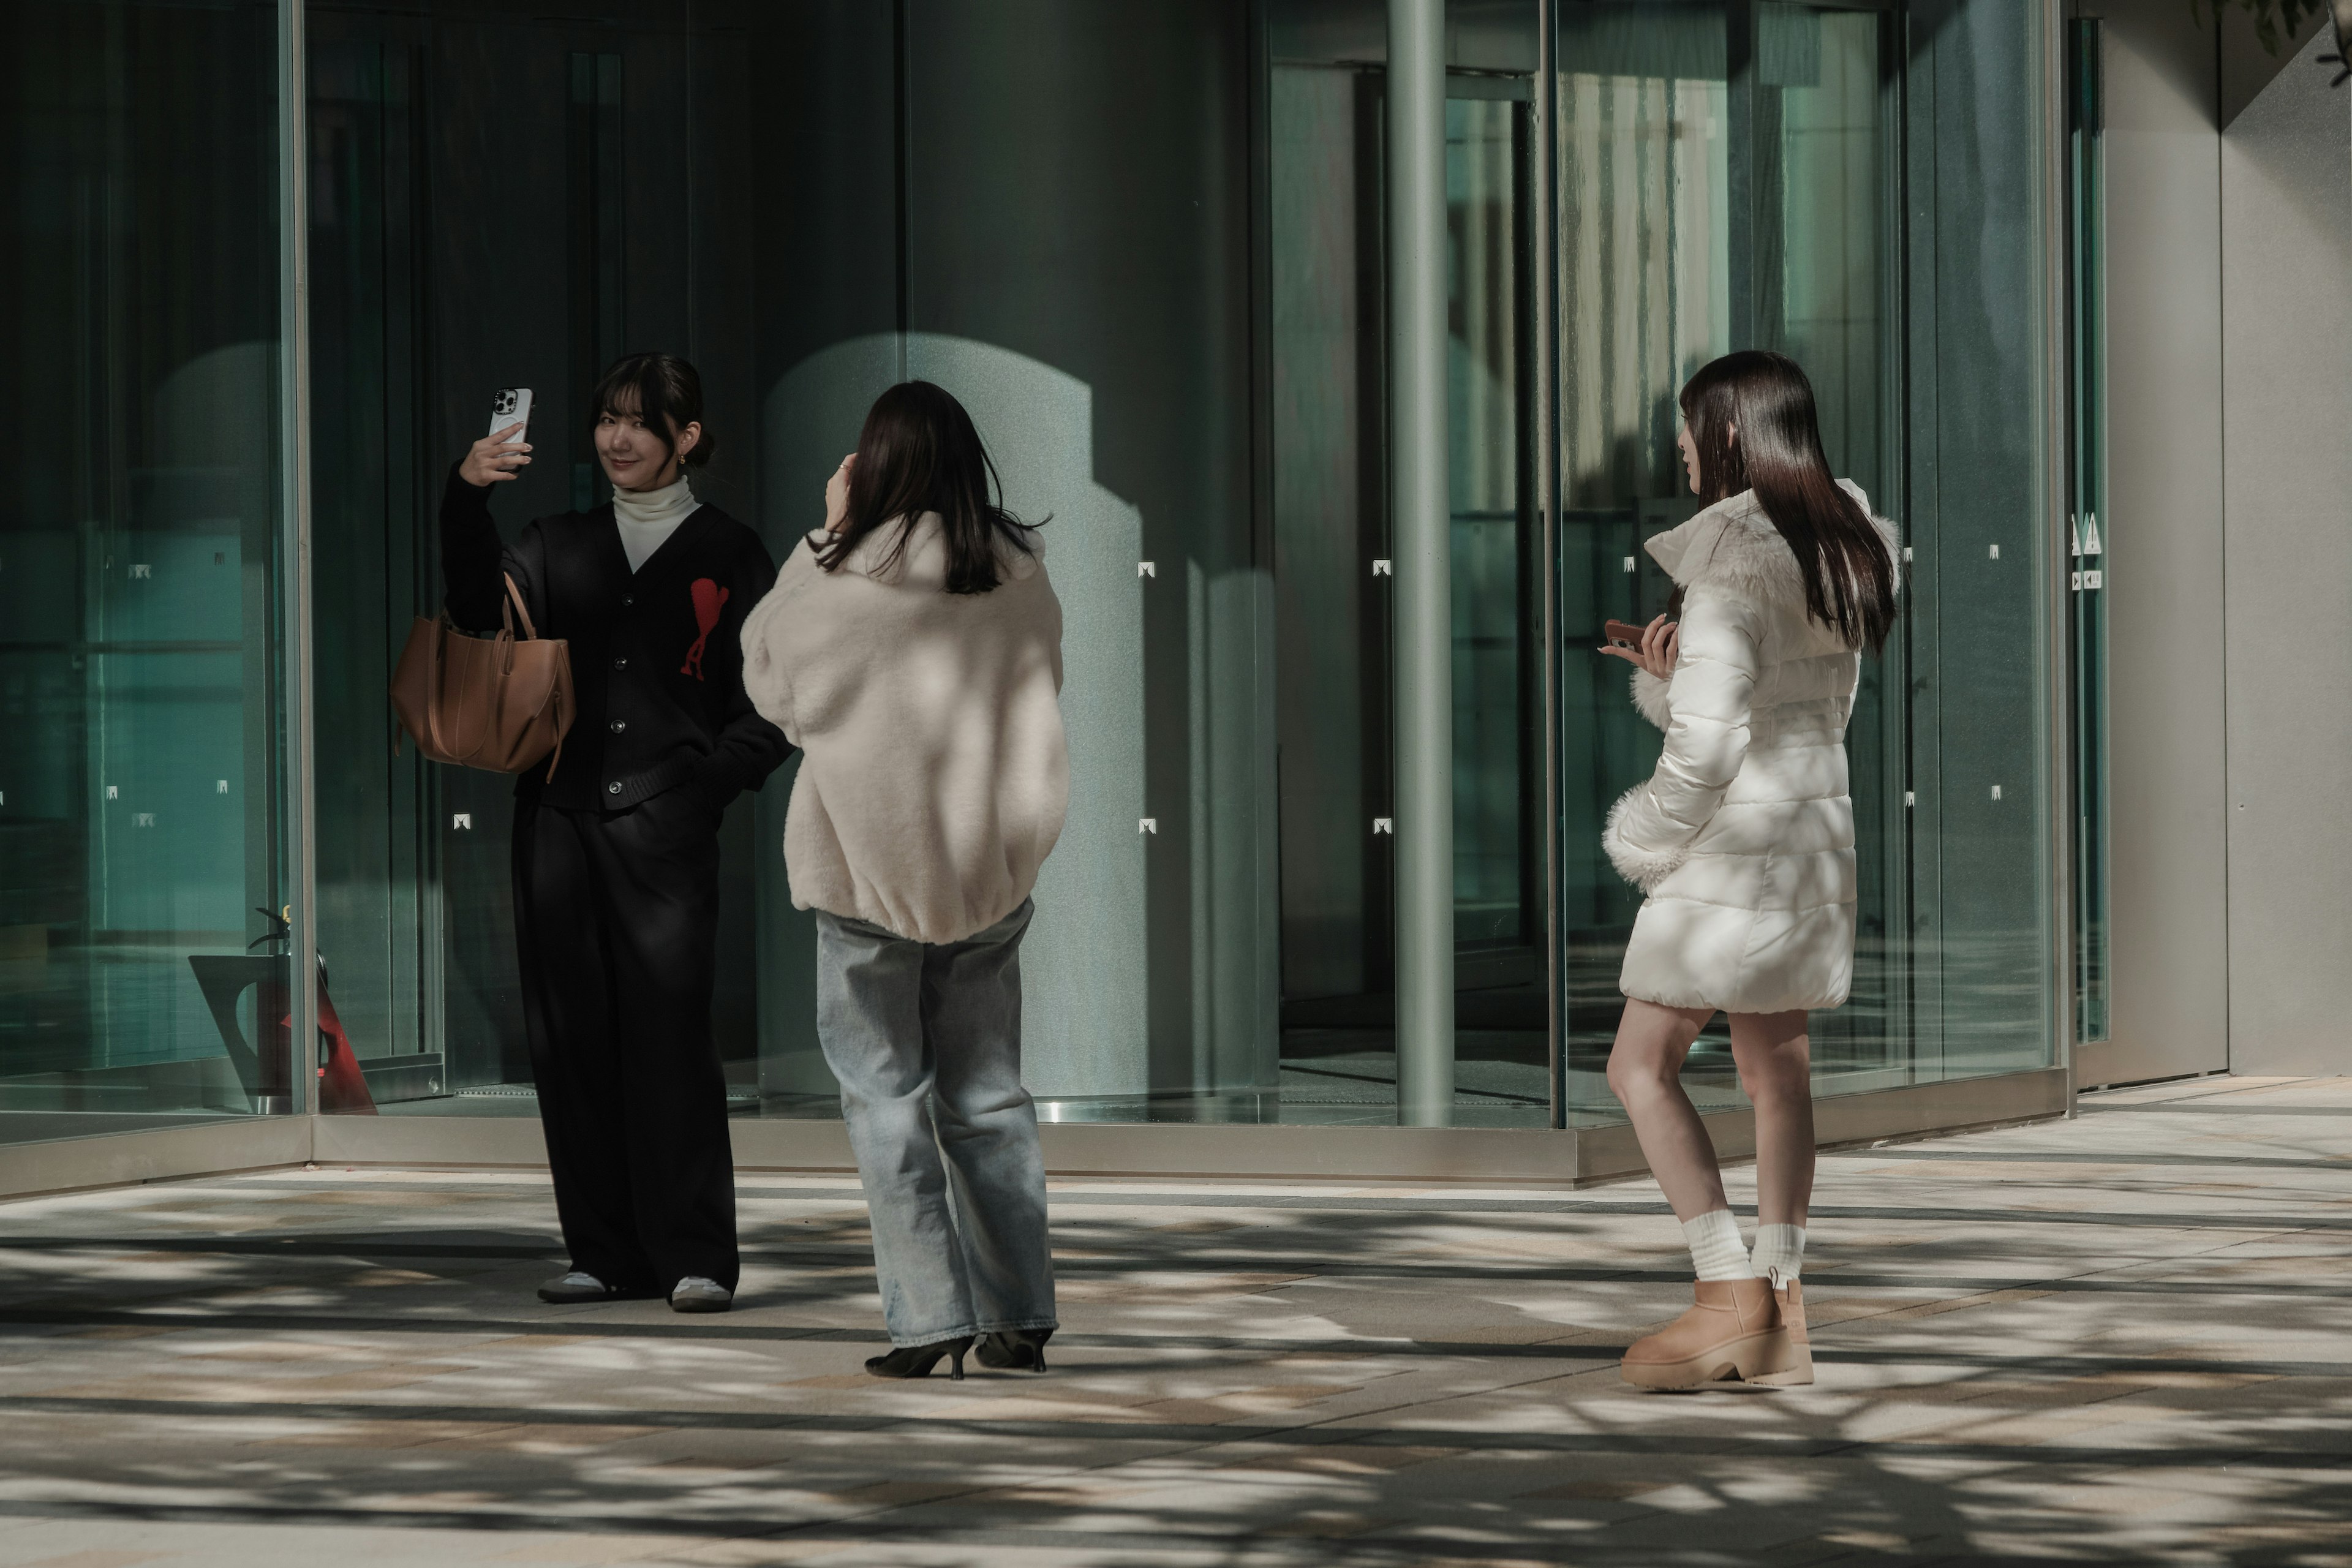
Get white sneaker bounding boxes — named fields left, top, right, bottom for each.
left=670, top=1275, right=733, bottom=1313
left=537, top=1270, right=614, bottom=1304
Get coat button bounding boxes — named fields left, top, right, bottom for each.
left=622, top=594, right=634, bottom=606
left=612, top=656, right=628, bottom=670
left=609, top=720, right=626, bottom=733
left=607, top=783, right=621, bottom=795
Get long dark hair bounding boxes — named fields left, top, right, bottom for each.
left=1679, top=350, right=1897, bottom=653
left=590, top=352, right=716, bottom=471
left=818, top=380, right=1037, bottom=595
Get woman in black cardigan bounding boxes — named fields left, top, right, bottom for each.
left=445, top=353, right=791, bottom=1313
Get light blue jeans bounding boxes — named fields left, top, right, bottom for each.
left=815, top=899, right=1058, bottom=1347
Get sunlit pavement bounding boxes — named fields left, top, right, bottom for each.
left=2, top=1076, right=2349, bottom=1567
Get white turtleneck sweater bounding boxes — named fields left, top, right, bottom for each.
left=612, top=473, right=701, bottom=572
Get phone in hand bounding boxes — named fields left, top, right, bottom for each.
left=1604, top=619, right=1651, bottom=650
left=488, top=387, right=533, bottom=440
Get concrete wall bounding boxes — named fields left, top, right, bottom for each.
left=2220, top=31, right=2352, bottom=1076
left=2078, top=0, right=2231, bottom=1089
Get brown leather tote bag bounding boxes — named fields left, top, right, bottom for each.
left=390, top=574, right=575, bottom=780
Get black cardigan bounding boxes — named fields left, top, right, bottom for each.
left=439, top=465, right=793, bottom=813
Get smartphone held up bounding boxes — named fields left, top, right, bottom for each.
left=489, top=387, right=533, bottom=439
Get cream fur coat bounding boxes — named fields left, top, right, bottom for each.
left=1605, top=482, right=1899, bottom=1014
left=739, top=514, right=1068, bottom=945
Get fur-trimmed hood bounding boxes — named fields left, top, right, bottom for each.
left=1645, top=481, right=1900, bottom=616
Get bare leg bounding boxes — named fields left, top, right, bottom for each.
left=1605, top=998, right=1726, bottom=1221
left=1730, top=1009, right=1814, bottom=1226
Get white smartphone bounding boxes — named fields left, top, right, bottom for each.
left=488, top=386, right=533, bottom=440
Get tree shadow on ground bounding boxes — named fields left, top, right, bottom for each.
left=0, top=1183, right=2348, bottom=1566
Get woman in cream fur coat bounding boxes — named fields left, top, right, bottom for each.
left=1598, top=351, right=1899, bottom=1392
left=741, top=381, right=1065, bottom=1383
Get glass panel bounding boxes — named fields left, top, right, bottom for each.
left=1447, top=92, right=1549, bottom=1125
left=1904, top=0, right=2056, bottom=1084
left=0, top=1, right=290, bottom=1141
left=1264, top=26, right=1545, bottom=1127
left=1763, top=4, right=1905, bottom=1090
left=1554, top=0, right=1737, bottom=1118
left=308, top=6, right=770, bottom=1117
left=1557, top=0, right=2057, bottom=1124
left=315, top=3, right=1305, bottom=1126
left=1269, top=59, right=1397, bottom=1122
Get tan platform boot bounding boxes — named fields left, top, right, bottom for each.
left=1748, top=1280, right=1813, bottom=1386
left=1620, top=1277, right=1799, bottom=1390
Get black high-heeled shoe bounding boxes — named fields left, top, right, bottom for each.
left=976, top=1328, right=1053, bottom=1373
left=864, top=1335, right=973, bottom=1381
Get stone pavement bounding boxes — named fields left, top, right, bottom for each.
left=1, top=1075, right=2348, bottom=1567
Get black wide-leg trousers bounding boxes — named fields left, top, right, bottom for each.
left=512, top=789, right=739, bottom=1292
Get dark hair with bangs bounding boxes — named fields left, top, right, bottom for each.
left=589, top=352, right=717, bottom=472
left=820, top=380, right=1039, bottom=595
left=1679, top=349, right=1898, bottom=653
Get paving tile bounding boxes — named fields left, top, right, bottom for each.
left=2, top=1078, right=2351, bottom=1564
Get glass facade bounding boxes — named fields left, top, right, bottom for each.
left=0, top=1, right=294, bottom=1144
left=1, top=0, right=2066, bottom=1168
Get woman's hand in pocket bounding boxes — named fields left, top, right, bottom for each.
left=461, top=423, right=531, bottom=487
left=1599, top=614, right=1679, bottom=680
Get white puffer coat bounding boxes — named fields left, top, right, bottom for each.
left=1605, top=482, right=1898, bottom=1014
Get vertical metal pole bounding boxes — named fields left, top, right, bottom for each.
left=1726, top=0, right=1757, bottom=349
left=278, top=0, right=318, bottom=1123
left=1389, top=0, right=1453, bottom=1126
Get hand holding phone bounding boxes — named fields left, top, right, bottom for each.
left=459, top=388, right=534, bottom=487
left=823, top=451, right=858, bottom=535
left=488, top=386, right=533, bottom=438
left=1599, top=613, right=1678, bottom=679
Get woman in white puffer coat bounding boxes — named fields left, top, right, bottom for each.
left=1599, top=350, right=1899, bottom=1392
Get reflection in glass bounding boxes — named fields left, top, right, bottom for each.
left=1771, top=6, right=1887, bottom=496
left=1554, top=0, right=1741, bottom=1118
left=1764, top=6, right=1904, bottom=1092
left=1267, top=49, right=1547, bottom=1127
left=1447, top=93, right=1548, bottom=1125
left=0, top=1, right=288, bottom=1140
left=1270, top=60, right=1398, bottom=1121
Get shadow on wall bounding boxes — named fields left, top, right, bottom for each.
left=755, top=335, right=1148, bottom=1102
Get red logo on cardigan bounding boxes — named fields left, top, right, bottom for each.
left=681, top=579, right=729, bottom=680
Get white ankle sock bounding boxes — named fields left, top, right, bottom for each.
left=1751, top=1223, right=1806, bottom=1287
left=1681, top=1210, right=1754, bottom=1281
